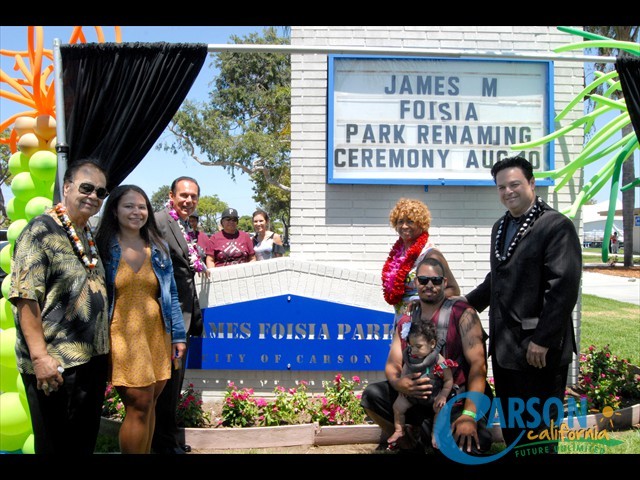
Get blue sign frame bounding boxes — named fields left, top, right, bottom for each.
left=327, top=55, right=555, bottom=187
left=186, top=295, right=395, bottom=371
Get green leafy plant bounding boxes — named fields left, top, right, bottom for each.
left=220, top=382, right=262, bottom=427
left=308, top=374, right=367, bottom=426
left=219, top=375, right=368, bottom=428
left=259, top=383, right=312, bottom=426
left=577, top=344, right=640, bottom=411
left=177, top=382, right=212, bottom=428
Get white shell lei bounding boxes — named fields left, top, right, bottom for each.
left=54, top=203, right=99, bottom=269
left=494, top=196, right=545, bottom=262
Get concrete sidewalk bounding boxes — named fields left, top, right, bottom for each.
left=582, top=271, right=640, bottom=306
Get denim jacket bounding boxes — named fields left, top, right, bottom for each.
left=104, top=238, right=187, bottom=344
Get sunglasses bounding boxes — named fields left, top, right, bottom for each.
left=223, top=217, right=239, bottom=222
left=416, top=275, right=444, bottom=286
left=72, top=182, right=108, bottom=200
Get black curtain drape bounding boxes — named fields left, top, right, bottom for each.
left=60, top=42, right=208, bottom=191
left=616, top=54, right=640, bottom=143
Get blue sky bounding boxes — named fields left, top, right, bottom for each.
left=2, top=26, right=638, bottom=212
left=1, top=25, right=266, bottom=216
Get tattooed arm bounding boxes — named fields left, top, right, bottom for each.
left=451, top=306, right=488, bottom=451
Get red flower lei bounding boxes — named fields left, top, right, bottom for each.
left=381, top=231, right=429, bottom=305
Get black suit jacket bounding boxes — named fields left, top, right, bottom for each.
left=466, top=199, right=581, bottom=371
left=155, top=207, right=203, bottom=337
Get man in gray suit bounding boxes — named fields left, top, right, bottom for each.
left=152, top=176, right=205, bottom=454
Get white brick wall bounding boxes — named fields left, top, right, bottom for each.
left=289, top=26, right=583, bottom=279
left=199, top=257, right=389, bottom=311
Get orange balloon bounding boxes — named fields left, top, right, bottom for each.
left=34, top=115, right=56, bottom=140
left=13, top=116, right=36, bottom=136
left=17, top=133, right=46, bottom=157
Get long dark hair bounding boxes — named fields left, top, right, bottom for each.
left=95, top=184, right=168, bottom=261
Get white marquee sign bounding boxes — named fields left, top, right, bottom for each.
left=327, top=56, right=554, bottom=186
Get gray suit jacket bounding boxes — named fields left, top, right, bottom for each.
left=155, top=207, right=203, bottom=337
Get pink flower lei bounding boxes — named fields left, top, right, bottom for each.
left=381, top=232, right=429, bottom=306
left=167, top=200, right=205, bottom=273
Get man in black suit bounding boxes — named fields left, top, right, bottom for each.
left=465, top=156, right=582, bottom=455
left=152, top=176, right=205, bottom=454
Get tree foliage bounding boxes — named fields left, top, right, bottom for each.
left=196, top=195, right=228, bottom=234
left=1, top=129, right=13, bottom=227
left=158, top=26, right=291, bottom=241
left=150, top=185, right=171, bottom=212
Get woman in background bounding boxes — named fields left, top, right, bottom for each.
left=95, top=185, right=186, bottom=454
left=206, top=207, right=256, bottom=267
left=252, top=209, right=285, bottom=260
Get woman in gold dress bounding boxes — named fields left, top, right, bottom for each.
left=95, top=185, right=186, bottom=454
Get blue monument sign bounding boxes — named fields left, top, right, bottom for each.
left=187, top=295, right=395, bottom=371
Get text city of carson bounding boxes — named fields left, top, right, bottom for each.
left=204, top=353, right=374, bottom=366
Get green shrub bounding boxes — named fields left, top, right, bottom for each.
left=578, top=344, right=640, bottom=411
left=219, top=375, right=367, bottom=428
left=177, top=383, right=212, bottom=428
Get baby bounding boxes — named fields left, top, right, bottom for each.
left=387, top=319, right=456, bottom=450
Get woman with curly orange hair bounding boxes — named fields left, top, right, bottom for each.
left=382, top=198, right=460, bottom=326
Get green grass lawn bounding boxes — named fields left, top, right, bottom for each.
left=582, top=246, right=639, bottom=265
left=580, top=294, right=640, bottom=365
left=447, top=292, right=640, bottom=456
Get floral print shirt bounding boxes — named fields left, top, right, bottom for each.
left=9, top=211, right=109, bottom=374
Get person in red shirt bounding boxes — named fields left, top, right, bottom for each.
left=206, top=208, right=256, bottom=267
left=609, top=231, right=619, bottom=265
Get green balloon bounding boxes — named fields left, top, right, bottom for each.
left=7, top=151, right=30, bottom=176
left=0, top=243, right=12, bottom=275
left=6, top=197, right=27, bottom=222
left=22, top=433, right=35, bottom=454
left=28, top=150, right=57, bottom=183
left=7, top=219, right=28, bottom=246
left=10, top=172, right=38, bottom=201
left=0, top=299, right=5, bottom=326
left=0, top=429, right=29, bottom=453
left=25, top=196, right=52, bottom=221
left=0, top=392, right=31, bottom=436
left=0, top=363, right=18, bottom=393
left=0, top=328, right=18, bottom=368
left=35, top=178, right=54, bottom=198
left=0, top=297, right=15, bottom=330
left=17, top=378, right=28, bottom=412
left=2, top=275, right=11, bottom=299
